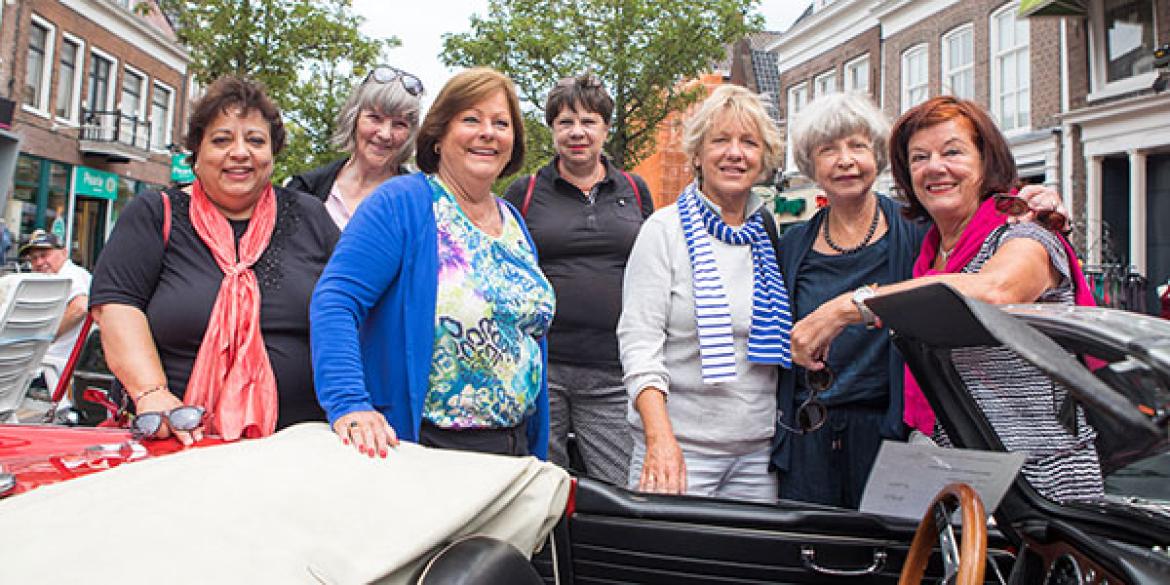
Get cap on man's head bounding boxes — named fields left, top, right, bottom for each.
left=19, top=229, right=64, bottom=257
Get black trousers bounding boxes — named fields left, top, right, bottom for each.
left=419, top=420, right=529, bottom=457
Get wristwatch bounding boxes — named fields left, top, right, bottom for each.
left=851, top=284, right=879, bottom=329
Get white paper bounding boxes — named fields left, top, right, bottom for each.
left=860, top=440, right=1026, bottom=521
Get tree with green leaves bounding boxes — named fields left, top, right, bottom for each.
left=441, top=0, right=762, bottom=178
left=144, top=1, right=392, bottom=181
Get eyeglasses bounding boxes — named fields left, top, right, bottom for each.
left=365, top=66, right=424, bottom=97
left=779, top=367, right=833, bottom=435
left=993, top=193, right=1068, bottom=233
left=130, top=406, right=206, bottom=440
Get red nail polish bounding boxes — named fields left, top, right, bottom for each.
left=342, top=438, right=349, bottom=445
left=380, top=450, right=387, bottom=458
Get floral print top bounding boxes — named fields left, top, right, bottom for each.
left=424, top=176, right=555, bottom=429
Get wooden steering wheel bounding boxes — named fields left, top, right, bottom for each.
left=898, top=483, right=988, bottom=585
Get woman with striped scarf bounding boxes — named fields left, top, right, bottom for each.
left=617, top=86, right=790, bottom=503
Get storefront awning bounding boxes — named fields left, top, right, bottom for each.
left=1019, top=0, right=1087, bottom=17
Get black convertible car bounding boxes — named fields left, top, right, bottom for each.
left=533, top=284, right=1170, bottom=585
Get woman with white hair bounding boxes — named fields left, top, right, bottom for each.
left=618, top=85, right=790, bottom=503
left=775, top=93, right=1068, bottom=508
left=288, top=65, right=423, bottom=229
left=771, top=92, right=927, bottom=509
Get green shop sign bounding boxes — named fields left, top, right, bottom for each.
left=171, top=153, right=195, bottom=183
left=72, top=166, right=119, bottom=200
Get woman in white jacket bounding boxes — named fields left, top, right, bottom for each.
left=618, top=85, right=789, bottom=503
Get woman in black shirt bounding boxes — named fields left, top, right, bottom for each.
left=90, top=76, right=338, bottom=444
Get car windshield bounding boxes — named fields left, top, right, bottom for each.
left=1001, top=306, right=1170, bottom=511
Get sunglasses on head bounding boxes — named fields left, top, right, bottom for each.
left=993, top=193, right=1068, bottom=233
left=779, top=367, right=834, bottom=435
left=365, top=66, right=425, bottom=97
left=131, top=406, right=206, bottom=440
left=556, top=74, right=603, bottom=89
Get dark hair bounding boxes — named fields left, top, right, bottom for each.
left=184, top=75, right=286, bottom=166
left=544, top=74, right=614, bottom=126
left=889, top=96, right=1018, bottom=221
left=415, top=67, right=525, bottom=178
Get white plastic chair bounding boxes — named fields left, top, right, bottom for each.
left=0, top=273, right=70, bottom=422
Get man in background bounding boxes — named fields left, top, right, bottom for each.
left=21, top=230, right=91, bottom=407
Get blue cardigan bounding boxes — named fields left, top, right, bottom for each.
left=770, top=194, right=928, bottom=472
left=310, top=172, right=550, bottom=459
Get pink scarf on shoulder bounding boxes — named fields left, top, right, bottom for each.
left=903, top=196, right=1096, bottom=433
left=182, top=180, right=279, bottom=440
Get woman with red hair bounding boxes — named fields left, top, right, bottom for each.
left=792, top=96, right=1103, bottom=503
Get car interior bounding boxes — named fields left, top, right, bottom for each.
left=532, top=284, right=1170, bottom=585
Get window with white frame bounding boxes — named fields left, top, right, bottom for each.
left=814, top=70, right=838, bottom=97
left=120, top=67, right=147, bottom=147
left=1101, top=0, right=1155, bottom=83
left=788, top=82, right=809, bottom=122
left=151, top=82, right=174, bottom=151
left=55, top=35, right=83, bottom=122
left=23, top=16, right=55, bottom=113
left=990, top=4, right=1029, bottom=132
left=844, top=54, right=870, bottom=94
left=86, top=49, right=118, bottom=140
left=901, top=44, right=929, bottom=112
left=942, top=24, right=974, bottom=99
left=786, top=82, right=809, bottom=174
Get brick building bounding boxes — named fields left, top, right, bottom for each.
left=1042, top=0, right=1170, bottom=313
left=765, top=0, right=1170, bottom=313
left=0, top=0, right=190, bottom=269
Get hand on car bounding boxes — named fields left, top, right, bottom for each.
left=334, top=410, right=399, bottom=458
left=640, top=434, right=687, bottom=495
left=1011, top=185, right=1071, bottom=233
left=135, top=389, right=203, bottom=446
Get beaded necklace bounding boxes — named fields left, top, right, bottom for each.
left=823, top=201, right=881, bottom=254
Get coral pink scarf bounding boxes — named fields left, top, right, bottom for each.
left=182, top=180, right=278, bottom=440
left=903, top=197, right=1096, bottom=433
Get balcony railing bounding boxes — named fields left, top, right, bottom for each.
left=80, top=108, right=152, bottom=151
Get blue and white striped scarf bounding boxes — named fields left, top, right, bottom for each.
left=677, top=182, right=792, bottom=383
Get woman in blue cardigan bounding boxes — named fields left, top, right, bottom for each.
left=311, top=68, right=554, bottom=459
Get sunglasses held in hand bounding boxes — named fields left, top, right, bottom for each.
left=131, top=406, right=206, bottom=440
left=993, top=193, right=1068, bottom=234
left=779, top=367, right=833, bottom=435
left=365, top=66, right=425, bottom=97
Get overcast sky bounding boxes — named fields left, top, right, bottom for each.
left=351, top=0, right=809, bottom=111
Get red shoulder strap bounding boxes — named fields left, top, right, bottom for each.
left=160, top=190, right=172, bottom=246
left=621, top=171, right=645, bottom=215
left=521, top=174, right=537, bottom=217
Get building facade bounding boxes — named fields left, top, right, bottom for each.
left=0, top=0, right=190, bottom=269
left=767, top=0, right=1170, bottom=314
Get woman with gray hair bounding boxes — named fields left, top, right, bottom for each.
left=770, top=92, right=927, bottom=509
left=618, top=85, right=790, bottom=503
left=773, top=92, right=1066, bottom=508
left=288, top=65, right=423, bottom=229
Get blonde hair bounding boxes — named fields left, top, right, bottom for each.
left=682, top=85, right=783, bottom=178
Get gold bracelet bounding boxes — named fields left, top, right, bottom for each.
left=132, top=385, right=167, bottom=403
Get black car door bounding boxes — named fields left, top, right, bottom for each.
left=532, top=476, right=1014, bottom=585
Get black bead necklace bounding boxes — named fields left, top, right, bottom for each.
left=823, top=201, right=881, bottom=254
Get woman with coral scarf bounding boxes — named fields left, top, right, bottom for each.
left=90, top=76, right=338, bottom=444
left=792, top=97, right=1102, bottom=503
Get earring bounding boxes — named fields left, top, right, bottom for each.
left=434, top=143, right=441, bottom=155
